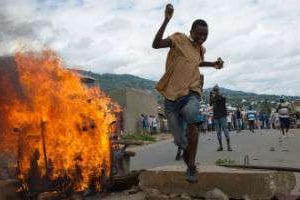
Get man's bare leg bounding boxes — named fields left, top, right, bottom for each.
left=184, top=123, right=199, bottom=183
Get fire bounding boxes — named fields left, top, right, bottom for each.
left=0, top=50, right=118, bottom=191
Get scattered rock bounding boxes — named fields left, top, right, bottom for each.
left=205, top=188, right=229, bottom=200
left=144, top=188, right=163, bottom=200
left=180, top=193, right=192, bottom=199
left=270, top=147, right=275, bottom=151
left=144, top=188, right=160, bottom=195
left=125, top=186, right=141, bottom=194
left=243, top=195, right=252, bottom=200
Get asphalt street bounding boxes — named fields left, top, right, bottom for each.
left=131, top=129, right=300, bottom=170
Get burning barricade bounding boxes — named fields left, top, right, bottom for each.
left=0, top=50, right=124, bottom=198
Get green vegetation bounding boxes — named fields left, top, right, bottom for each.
left=78, top=71, right=156, bottom=92
left=215, top=158, right=237, bottom=166
left=121, top=133, right=156, bottom=142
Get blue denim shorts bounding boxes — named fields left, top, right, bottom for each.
left=164, top=91, right=200, bottom=149
left=214, top=117, right=230, bottom=140
left=214, top=117, right=228, bottom=131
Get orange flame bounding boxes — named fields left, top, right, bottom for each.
left=0, top=50, right=118, bottom=191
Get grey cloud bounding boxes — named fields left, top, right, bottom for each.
left=0, top=7, right=54, bottom=55
left=68, top=37, right=93, bottom=49
left=0, top=11, right=52, bottom=41
left=94, top=17, right=131, bottom=33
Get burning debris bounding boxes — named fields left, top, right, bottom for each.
left=0, top=50, right=120, bottom=198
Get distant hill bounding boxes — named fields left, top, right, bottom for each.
left=77, top=70, right=163, bottom=103
left=91, top=73, right=156, bottom=92
left=77, top=70, right=299, bottom=107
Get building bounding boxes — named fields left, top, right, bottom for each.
left=107, top=88, right=159, bottom=134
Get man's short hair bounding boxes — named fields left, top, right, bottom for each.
left=191, top=19, right=208, bottom=30
left=212, top=84, right=219, bottom=92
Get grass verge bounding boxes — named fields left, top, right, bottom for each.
left=121, top=133, right=156, bottom=142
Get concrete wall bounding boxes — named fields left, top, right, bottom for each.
left=108, top=88, right=127, bottom=108
left=125, top=88, right=159, bottom=134
left=108, top=88, right=159, bottom=134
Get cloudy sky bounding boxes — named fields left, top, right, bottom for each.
left=1, top=0, right=300, bottom=96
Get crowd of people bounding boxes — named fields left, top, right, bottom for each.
left=139, top=114, right=159, bottom=134
left=138, top=95, right=294, bottom=137
left=199, top=106, right=273, bottom=133
left=198, top=98, right=291, bottom=135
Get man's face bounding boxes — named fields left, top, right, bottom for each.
left=191, top=25, right=208, bottom=45
left=212, top=90, right=217, bottom=97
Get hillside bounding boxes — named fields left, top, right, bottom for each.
left=78, top=71, right=299, bottom=107
left=91, top=73, right=156, bottom=92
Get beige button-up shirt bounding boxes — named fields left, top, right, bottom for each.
left=156, top=32, right=205, bottom=101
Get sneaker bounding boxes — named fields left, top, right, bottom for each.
left=227, top=146, right=233, bottom=151
left=175, top=153, right=182, bottom=161
left=186, top=167, right=198, bottom=183
left=217, top=147, right=223, bottom=151
left=282, top=135, right=287, bottom=139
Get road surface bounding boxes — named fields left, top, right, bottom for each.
left=131, top=129, right=300, bottom=170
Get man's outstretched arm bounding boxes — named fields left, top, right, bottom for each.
left=152, top=4, right=173, bottom=49
left=199, top=58, right=224, bottom=69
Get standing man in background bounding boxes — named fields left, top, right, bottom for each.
left=210, top=85, right=232, bottom=151
left=277, top=96, right=291, bottom=137
left=235, top=107, right=243, bottom=132
left=247, top=106, right=256, bottom=133
left=152, top=4, right=224, bottom=183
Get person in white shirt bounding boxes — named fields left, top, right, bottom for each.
left=227, top=112, right=233, bottom=131
left=276, top=96, right=291, bottom=136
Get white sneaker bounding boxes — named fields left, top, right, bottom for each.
left=282, top=135, right=286, bottom=139
left=284, top=135, right=288, bottom=139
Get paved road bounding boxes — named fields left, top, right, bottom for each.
left=130, top=129, right=300, bottom=170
